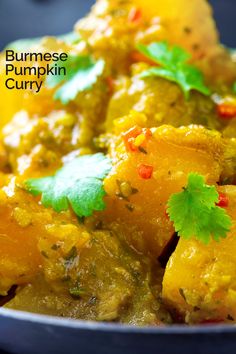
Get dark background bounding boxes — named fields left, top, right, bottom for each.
left=0, top=0, right=235, bottom=49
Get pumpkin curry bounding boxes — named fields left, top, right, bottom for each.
left=0, top=0, right=236, bottom=326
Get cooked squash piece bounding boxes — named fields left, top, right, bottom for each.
left=102, top=122, right=225, bottom=257
left=0, top=57, right=57, bottom=129
left=162, top=185, right=236, bottom=324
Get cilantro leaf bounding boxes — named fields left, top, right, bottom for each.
left=167, top=173, right=232, bottom=244
left=45, top=55, right=105, bottom=104
left=233, top=82, right=236, bottom=94
left=25, top=153, right=112, bottom=217
left=136, top=42, right=210, bottom=99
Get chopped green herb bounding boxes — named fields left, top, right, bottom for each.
left=45, top=55, right=105, bottom=104
left=167, top=173, right=232, bottom=244
left=25, top=153, right=112, bottom=217
left=136, top=41, right=210, bottom=99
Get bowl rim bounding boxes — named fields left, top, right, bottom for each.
left=0, top=308, right=236, bottom=334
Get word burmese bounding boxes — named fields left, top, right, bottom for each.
left=4, top=50, right=68, bottom=93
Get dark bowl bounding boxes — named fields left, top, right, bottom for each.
left=0, top=308, right=236, bottom=354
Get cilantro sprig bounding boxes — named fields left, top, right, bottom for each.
left=167, top=173, right=232, bottom=244
left=45, top=55, right=105, bottom=104
left=25, top=153, right=112, bottom=218
left=5, top=32, right=81, bottom=51
left=136, top=41, right=210, bottom=99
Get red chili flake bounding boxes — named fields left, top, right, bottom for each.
left=217, top=103, right=236, bottom=119
left=122, top=126, right=143, bottom=152
left=216, top=193, right=229, bottom=208
left=128, top=7, right=142, bottom=23
left=137, top=164, right=153, bottom=179
left=106, top=77, right=114, bottom=95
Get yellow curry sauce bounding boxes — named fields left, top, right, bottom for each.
left=0, top=0, right=236, bottom=325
